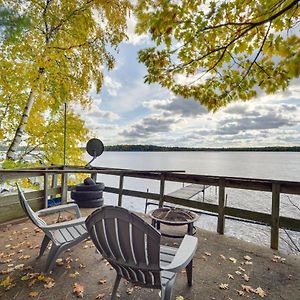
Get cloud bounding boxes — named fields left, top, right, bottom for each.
left=104, top=75, right=122, bottom=96
left=145, top=96, right=208, bottom=117
left=86, top=104, right=119, bottom=121
left=122, top=115, right=179, bottom=138
left=125, top=15, right=150, bottom=45
left=217, top=111, right=297, bottom=136
left=224, top=104, right=260, bottom=117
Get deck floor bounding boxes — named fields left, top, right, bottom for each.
left=0, top=208, right=299, bottom=299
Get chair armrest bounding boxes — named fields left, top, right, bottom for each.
left=161, top=235, right=198, bottom=273
left=43, top=217, right=87, bottom=230
left=37, top=203, right=81, bottom=218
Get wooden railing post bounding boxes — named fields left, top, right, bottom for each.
left=44, top=172, right=49, bottom=208
left=159, top=173, right=166, bottom=208
left=61, top=171, right=68, bottom=204
left=91, top=172, right=97, bottom=182
left=217, top=178, right=226, bottom=234
left=271, top=183, right=280, bottom=249
left=118, top=173, right=124, bottom=207
left=49, top=174, right=58, bottom=199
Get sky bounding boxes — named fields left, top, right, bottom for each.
left=77, top=17, right=300, bottom=148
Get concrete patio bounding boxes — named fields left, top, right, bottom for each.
left=0, top=208, right=299, bottom=299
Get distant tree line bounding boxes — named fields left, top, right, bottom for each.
left=104, top=145, right=300, bottom=152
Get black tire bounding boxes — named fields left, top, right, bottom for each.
left=76, top=198, right=104, bottom=208
left=75, top=183, right=105, bottom=191
left=71, top=190, right=103, bottom=201
left=84, top=177, right=96, bottom=185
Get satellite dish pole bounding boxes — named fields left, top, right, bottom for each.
left=63, top=102, right=67, bottom=166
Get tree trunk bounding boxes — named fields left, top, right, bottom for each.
left=6, top=89, right=35, bottom=161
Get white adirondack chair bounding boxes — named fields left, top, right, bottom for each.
left=16, top=183, right=89, bottom=273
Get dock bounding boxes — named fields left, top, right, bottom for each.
left=167, top=183, right=208, bottom=200
left=145, top=184, right=209, bottom=212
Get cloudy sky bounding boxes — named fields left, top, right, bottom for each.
left=77, top=17, right=300, bottom=148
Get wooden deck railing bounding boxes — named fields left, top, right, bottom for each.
left=0, top=165, right=300, bottom=250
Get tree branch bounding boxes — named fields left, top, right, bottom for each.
left=167, top=0, right=299, bottom=72
left=240, top=21, right=272, bottom=83
left=48, top=0, right=95, bottom=40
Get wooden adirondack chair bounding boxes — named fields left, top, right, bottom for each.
left=85, top=206, right=198, bottom=300
left=16, top=183, right=89, bottom=273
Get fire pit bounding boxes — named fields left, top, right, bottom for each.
left=149, top=207, right=199, bottom=238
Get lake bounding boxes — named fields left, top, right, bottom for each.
left=90, top=151, right=300, bottom=253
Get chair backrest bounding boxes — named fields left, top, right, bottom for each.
left=16, top=183, right=47, bottom=228
left=86, top=206, right=162, bottom=288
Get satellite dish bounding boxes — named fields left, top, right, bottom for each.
left=85, top=138, right=104, bottom=168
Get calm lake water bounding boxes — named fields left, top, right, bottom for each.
left=90, top=151, right=300, bottom=254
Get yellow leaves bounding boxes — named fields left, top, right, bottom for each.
left=219, top=254, right=226, bottom=260
left=175, top=296, right=185, bottom=300
left=55, top=258, right=64, bottom=266
left=255, top=287, right=267, bottom=297
left=240, top=285, right=267, bottom=297
left=242, top=274, right=250, bottom=282
left=44, top=280, right=55, bottom=289
left=228, top=257, right=237, bottom=264
left=243, top=255, right=252, bottom=261
left=1, top=0, right=131, bottom=165
left=69, top=271, right=80, bottom=278
left=219, top=283, right=229, bottom=290
left=14, top=264, right=25, bottom=270
left=271, top=255, right=286, bottom=263
left=28, top=291, right=39, bottom=297
left=135, top=0, right=300, bottom=109
left=98, top=278, right=107, bottom=285
left=0, top=276, right=15, bottom=290
left=126, top=287, right=134, bottom=294
left=18, top=254, right=31, bottom=260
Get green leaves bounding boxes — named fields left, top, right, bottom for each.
left=135, top=0, right=300, bottom=110
left=0, top=7, right=31, bottom=43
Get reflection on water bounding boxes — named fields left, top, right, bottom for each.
left=93, top=152, right=300, bottom=254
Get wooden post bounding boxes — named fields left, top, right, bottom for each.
left=118, top=174, right=124, bottom=207
left=50, top=174, right=58, bottom=199
left=271, top=183, right=280, bottom=250
left=217, top=178, right=226, bottom=234
left=159, top=173, right=165, bottom=208
left=44, top=173, right=49, bottom=208
left=61, top=171, right=68, bottom=204
left=91, top=172, right=97, bottom=182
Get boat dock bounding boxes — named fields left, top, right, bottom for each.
left=167, top=183, right=208, bottom=200
left=145, top=184, right=209, bottom=212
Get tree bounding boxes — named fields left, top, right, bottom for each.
left=0, top=0, right=131, bottom=164
left=135, top=0, right=300, bottom=110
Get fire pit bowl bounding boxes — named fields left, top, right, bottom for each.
left=149, top=207, right=199, bottom=238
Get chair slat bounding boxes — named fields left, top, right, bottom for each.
left=131, top=224, right=147, bottom=265
left=58, top=228, right=73, bottom=242
left=104, top=218, right=125, bottom=262
left=117, top=219, right=135, bottom=263
left=74, top=224, right=87, bottom=235
left=93, top=221, right=111, bottom=258
left=66, top=226, right=80, bottom=239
